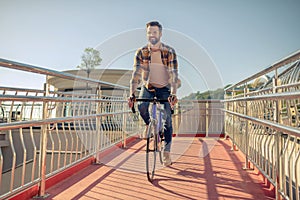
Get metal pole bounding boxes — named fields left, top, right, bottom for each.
left=273, top=73, right=282, bottom=200
left=37, top=82, right=50, bottom=198
left=205, top=101, right=209, bottom=137
left=175, top=103, right=180, bottom=136
left=232, top=89, right=238, bottom=151
left=243, top=87, right=251, bottom=169
left=122, top=90, right=127, bottom=148
left=95, top=85, right=102, bottom=163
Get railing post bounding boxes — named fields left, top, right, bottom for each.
left=205, top=101, right=209, bottom=137
left=243, top=87, right=251, bottom=169
left=122, top=90, right=127, bottom=148
left=95, top=85, right=102, bottom=163
left=273, top=74, right=282, bottom=200
left=223, top=92, right=228, bottom=138
left=37, top=82, right=50, bottom=198
left=231, top=89, right=238, bottom=151
left=174, top=103, right=180, bottom=136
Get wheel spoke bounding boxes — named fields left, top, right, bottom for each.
left=146, top=121, right=157, bottom=182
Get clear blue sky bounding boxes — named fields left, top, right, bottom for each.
left=0, top=0, right=299, bottom=97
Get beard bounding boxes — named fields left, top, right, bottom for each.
left=149, top=37, right=159, bottom=45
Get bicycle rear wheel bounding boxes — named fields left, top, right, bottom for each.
left=146, top=121, right=156, bottom=182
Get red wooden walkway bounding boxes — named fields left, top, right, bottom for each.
left=41, top=137, right=275, bottom=200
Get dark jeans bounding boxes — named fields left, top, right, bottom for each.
left=138, top=86, right=173, bottom=152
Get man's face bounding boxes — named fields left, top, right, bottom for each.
left=147, top=26, right=161, bottom=45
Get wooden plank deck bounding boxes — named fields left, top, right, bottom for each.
left=43, top=137, right=275, bottom=200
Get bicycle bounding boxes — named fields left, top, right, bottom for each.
left=131, top=95, right=168, bottom=182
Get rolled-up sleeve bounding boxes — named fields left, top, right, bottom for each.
left=168, top=48, right=179, bottom=95
left=130, top=49, right=143, bottom=95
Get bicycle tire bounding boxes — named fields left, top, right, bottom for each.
left=158, top=131, right=163, bottom=164
left=146, top=120, right=156, bottom=182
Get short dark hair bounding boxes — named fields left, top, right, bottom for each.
left=146, top=21, right=162, bottom=32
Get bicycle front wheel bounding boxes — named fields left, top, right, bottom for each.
left=146, top=121, right=157, bottom=182
left=158, top=131, right=164, bottom=164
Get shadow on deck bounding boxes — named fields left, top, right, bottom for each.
left=41, top=137, right=275, bottom=200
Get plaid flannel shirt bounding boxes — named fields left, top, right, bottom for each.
left=130, top=43, right=179, bottom=95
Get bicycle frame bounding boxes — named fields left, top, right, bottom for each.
left=151, top=99, right=164, bottom=141
left=131, top=96, right=168, bottom=182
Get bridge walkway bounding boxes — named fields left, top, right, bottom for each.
left=43, top=137, right=275, bottom=200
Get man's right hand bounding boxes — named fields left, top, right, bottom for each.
left=128, top=94, right=136, bottom=108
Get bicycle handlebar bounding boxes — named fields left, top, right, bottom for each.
left=131, top=98, right=169, bottom=113
left=134, top=98, right=169, bottom=102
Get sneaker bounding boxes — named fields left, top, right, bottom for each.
left=141, top=125, right=148, bottom=140
left=163, top=151, right=172, bottom=167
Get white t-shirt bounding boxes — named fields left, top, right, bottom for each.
left=149, top=50, right=169, bottom=88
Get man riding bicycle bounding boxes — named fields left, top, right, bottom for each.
left=128, top=21, right=179, bottom=167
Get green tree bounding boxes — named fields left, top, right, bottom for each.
left=77, top=47, right=102, bottom=92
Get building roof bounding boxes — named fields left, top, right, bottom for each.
left=47, top=69, right=132, bottom=94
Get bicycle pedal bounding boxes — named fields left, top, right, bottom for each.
left=159, top=132, right=164, bottom=138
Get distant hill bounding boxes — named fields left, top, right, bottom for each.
left=182, top=84, right=231, bottom=100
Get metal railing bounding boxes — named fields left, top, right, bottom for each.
left=176, top=100, right=224, bottom=137
left=0, top=59, right=141, bottom=199
left=224, top=49, right=300, bottom=200
left=3, top=49, right=299, bottom=200
left=0, top=57, right=227, bottom=199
